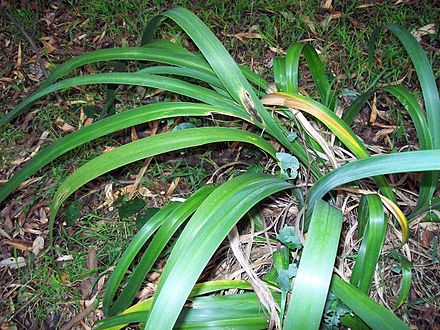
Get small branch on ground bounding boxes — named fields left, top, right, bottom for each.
left=60, top=301, right=98, bottom=330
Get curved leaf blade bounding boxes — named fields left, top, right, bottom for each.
left=0, top=102, right=247, bottom=205
left=102, top=202, right=179, bottom=315
left=350, top=194, right=386, bottom=293
left=370, top=24, right=440, bottom=149
left=331, top=276, right=409, bottom=329
left=106, top=185, right=217, bottom=316
left=49, top=128, right=278, bottom=240
left=307, top=150, right=440, bottom=232
left=144, top=173, right=292, bottom=329
left=1, top=73, right=243, bottom=127
left=285, top=43, right=336, bottom=110
left=262, top=92, right=396, bottom=202
left=342, top=85, right=435, bottom=211
left=284, top=200, right=343, bottom=329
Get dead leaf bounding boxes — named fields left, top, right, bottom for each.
left=320, top=0, right=332, bottom=8
left=0, top=257, right=26, bottom=269
left=370, top=93, right=377, bottom=124
left=39, top=36, right=56, bottom=53
left=56, top=255, right=74, bottom=262
left=32, top=236, right=44, bottom=256
left=23, top=222, right=42, bottom=235
left=357, top=2, right=379, bottom=8
left=411, top=23, right=436, bottom=42
left=269, top=46, right=286, bottom=55
left=165, top=177, right=181, bottom=197
left=77, top=33, right=87, bottom=41
left=422, top=230, right=431, bottom=249
left=56, top=117, right=76, bottom=132
left=102, top=146, right=116, bottom=153
left=15, top=42, right=22, bottom=69
left=81, top=247, right=97, bottom=298
left=233, top=32, right=262, bottom=42
left=59, top=271, right=69, bottom=284
left=375, top=128, right=395, bottom=142
left=3, top=239, right=32, bottom=251
left=131, top=127, right=139, bottom=141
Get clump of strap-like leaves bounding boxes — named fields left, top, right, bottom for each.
left=1, top=7, right=439, bottom=330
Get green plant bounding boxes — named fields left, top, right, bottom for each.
left=1, top=7, right=438, bottom=329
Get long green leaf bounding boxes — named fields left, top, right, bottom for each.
left=284, top=200, right=342, bottom=329
left=350, top=194, right=387, bottom=293
left=144, top=173, right=292, bottom=329
left=285, top=43, right=336, bottom=110
left=137, top=66, right=224, bottom=89
left=331, top=275, right=409, bottom=329
left=342, top=85, right=434, bottom=211
left=273, top=57, right=287, bottom=92
left=102, top=201, right=179, bottom=316
left=158, top=8, right=304, bottom=166
left=106, top=185, right=217, bottom=316
left=41, top=44, right=211, bottom=89
left=370, top=24, right=440, bottom=149
left=101, top=280, right=255, bottom=330
left=390, top=252, right=413, bottom=309
left=2, top=73, right=243, bottom=126
left=307, top=150, right=440, bottom=223
left=369, top=24, right=440, bottom=211
left=0, top=102, right=248, bottom=205
left=97, top=291, right=279, bottom=330
left=49, top=128, right=278, bottom=240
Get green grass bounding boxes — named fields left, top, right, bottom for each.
left=5, top=213, right=137, bottom=326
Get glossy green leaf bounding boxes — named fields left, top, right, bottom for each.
left=277, top=226, right=302, bottom=250
left=2, top=73, right=243, bottom=126
left=350, top=194, right=387, bottom=293
left=342, top=85, right=435, bottom=211
left=96, top=291, right=279, bottom=330
left=0, top=102, right=247, bottom=205
left=273, top=57, right=287, bottom=92
left=390, top=252, right=413, bottom=309
left=284, top=200, right=343, bottom=330
left=106, top=186, right=217, bottom=316
left=41, top=43, right=211, bottom=88
left=103, top=202, right=178, bottom=315
left=137, top=65, right=224, bottom=89
left=101, top=280, right=256, bottom=330
left=144, top=173, right=292, bottom=329
left=49, top=128, right=278, bottom=241
left=307, top=150, right=440, bottom=226
left=262, top=92, right=396, bottom=203
left=157, top=7, right=316, bottom=176
left=370, top=24, right=440, bottom=149
left=285, top=43, right=336, bottom=110
left=369, top=24, right=440, bottom=212
left=331, top=275, right=409, bottom=329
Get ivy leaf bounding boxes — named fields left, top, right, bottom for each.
left=118, top=198, right=146, bottom=218
left=276, top=152, right=299, bottom=179
left=323, top=293, right=351, bottom=329
left=278, top=225, right=302, bottom=250
left=287, top=132, right=297, bottom=141
left=277, top=263, right=298, bottom=292
left=247, top=163, right=264, bottom=174
left=173, top=122, right=196, bottom=131
left=64, top=204, right=81, bottom=226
